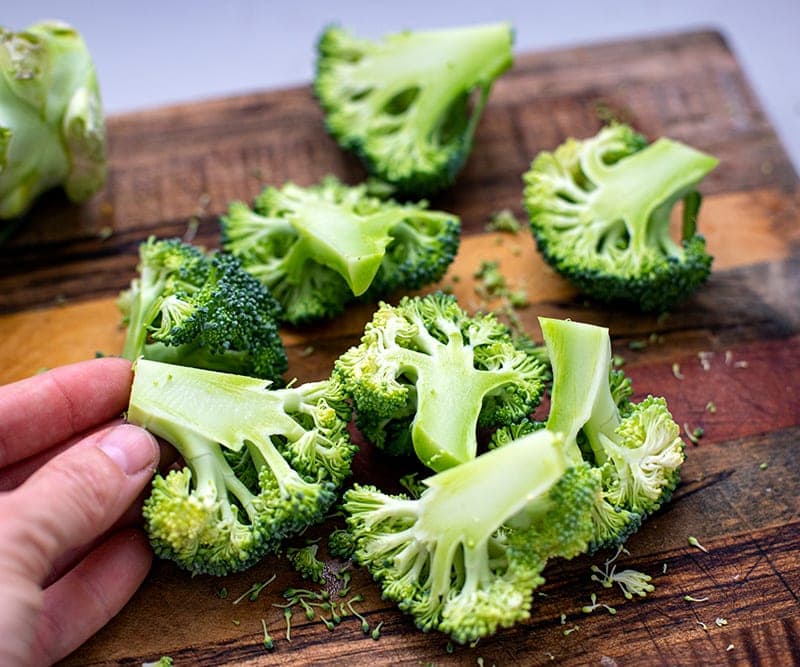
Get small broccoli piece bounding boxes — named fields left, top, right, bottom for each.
left=523, top=124, right=718, bottom=311
left=315, top=23, right=513, bottom=196
left=142, top=658, right=173, bottom=667
left=0, top=21, right=106, bottom=223
left=221, top=176, right=459, bottom=324
left=286, top=543, right=326, bottom=584
left=327, top=528, right=356, bottom=560
left=540, top=317, right=686, bottom=551
left=345, top=429, right=598, bottom=643
left=129, top=359, right=357, bottom=576
left=118, top=237, right=287, bottom=381
left=335, top=292, right=548, bottom=471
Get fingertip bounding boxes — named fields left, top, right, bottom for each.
left=98, top=424, right=159, bottom=477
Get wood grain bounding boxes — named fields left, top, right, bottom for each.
left=0, top=28, right=796, bottom=666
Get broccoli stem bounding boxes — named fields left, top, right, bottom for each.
left=584, top=138, right=718, bottom=262
left=121, top=266, right=168, bottom=360
left=542, top=317, right=618, bottom=466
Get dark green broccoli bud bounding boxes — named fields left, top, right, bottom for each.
left=221, top=176, right=459, bottom=325
left=119, top=237, right=287, bottom=381
left=540, top=317, right=686, bottom=552
left=129, top=359, right=357, bottom=576
left=327, top=528, right=356, bottom=560
left=334, top=292, right=549, bottom=471
left=345, top=429, right=598, bottom=643
left=523, top=124, right=718, bottom=311
left=315, top=23, right=513, bottom=196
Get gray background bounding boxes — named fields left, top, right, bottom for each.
left=5, top=2, right=800, bottom=171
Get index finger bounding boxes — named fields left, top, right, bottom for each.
left=0, top=357, right=134, bottom=469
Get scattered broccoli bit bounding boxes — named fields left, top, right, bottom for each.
left=523, top=123, right=718, bottom=311
left=590, top=546, right=655, bottom=600
left=0, top=21, right=106, bottom=223
left=118, top=237, right=287, bottom=381
left=684, top=423, right=704, bottom=445
left=688, top=536, right=709, bottom=553
left=261, top=618, right=274, bottom=650
left=705, top=401, right=717, bottom=414
left=286, top=543, right=326, bottom=584
left=581, top=593, right=617, bottom=615
left=541, top=317, right=686, bottom=551
left=128, top=359, right=357, bottom=576
left=344, top=430, right=599, bottom=644
left=335, top=292, right=549, bottom=471
left=485, top=209, right=523, bottom=234
left=142, top=658, right=173, bottom=667
left=232, top=575, right=277, bottom=605
left=684, top=595, right=709, bottom=603
left=221, top=176, right=459, bottom=324
left=315, top=23, right=513, bottom=196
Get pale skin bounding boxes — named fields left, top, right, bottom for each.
left=0, top=357, right=160, bottom=666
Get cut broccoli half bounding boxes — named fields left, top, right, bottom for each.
left=221, top=176, right=459, bottom=324
left=129, top=359, right=357, bottom=576
left=540, top=317, right=686, bottom=551
left=523, top=124, right=718, bottom=311
left=118, top=237, right=287, bottom=381
left=315, top=22, right=513, bottom=196
left=334, top=292, right=548, bottom=471
left=346, top=429, right=598, bottom=643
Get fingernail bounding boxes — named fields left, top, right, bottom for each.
left=99, top=424, right=158, bottom=475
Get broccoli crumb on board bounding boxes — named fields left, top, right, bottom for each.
left=485, top=209, right=523, bottom=234
left=688, top=536, right=709, bottom=553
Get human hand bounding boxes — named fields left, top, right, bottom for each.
left=0, top=357, right=160, bottom=666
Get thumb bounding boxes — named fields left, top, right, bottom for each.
left=0, top=424, right=159, bottom=584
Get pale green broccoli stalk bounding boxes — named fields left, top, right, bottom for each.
left=128, top=359, right=357, bottom=576
left=221, top=176, right=459, bottom=324
left=523, top=124, right=718, bottom=311
left=0, top=21, right=106, bottom=223
left=540, top=317, right=686, bottom=551
left=315, top=23, right=513, bottom=196
left=345, top=429, right=598, bottom=643
left=334, top=292, right=548, bottom=471
left=118, top=237, right=287, bottom=382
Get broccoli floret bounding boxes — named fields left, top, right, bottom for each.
left=119, top=237, right=287, bottom=381
left=128, top=359, right=357, bottom=576
left=315, top=23, right=513, bottom=196
left=334, top=292, right=548, bottom=471
left=345, top=429, right=597, bottom=643
left=0, top=21, right=106, bottom=223
left=540, top=317, right=686, bottom=551
left=286, top=543, right=326, bottom=584
left=523, top=124, right=718, bottom=311
left=221, top=176, right=459, bottom=324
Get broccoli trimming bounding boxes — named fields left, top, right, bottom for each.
left=523, top=123, right=718, bottom=311
left=334, top=292, right=549, bottom=471
left=539, top=317, right=686, bottom=551
left=127, top=359, right=357, bottom=576
left=118, top=237, right=287, bottom=381
left=286, top=543, right=326, bottom=584
left=0, top=21, right=106, bottom=224
left=221, top=176, right=459, bottom=324
left=315, top=23, right=513, bottom=196
left=344, top=429, right=598, bottom=643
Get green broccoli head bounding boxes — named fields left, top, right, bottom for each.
left=315, top=23, right=513, bottom=196
left=221, top=176, right=459, bottom=325
left=129, top=359, right=357, bottom=576
left=345, top=429, right=596, bottom=643
left=0, top=21, right=106, bottom=221
left=118, top=237, right=287, bottom=381
left=523, top=124, right=718, bottom=312
left=334, top=292, right=549, bottom=471
left=541, top=317, right=686, bottom=552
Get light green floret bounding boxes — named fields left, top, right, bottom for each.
left=541, top=317, right=686, bottom=551
left=334, top=292, right=548, bottom=471
left=222, top=176, right=459, bottom=324
left=0, top=21, right=106, bottom=222
left=344, top=429, right=598, bottom=644
left=523, top=124, right=718, bottom=311
left=315, top=23, right=513, bottom=196
left=128, top=359, right=356, bottom=576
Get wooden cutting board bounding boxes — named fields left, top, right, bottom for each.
left=1, top=29, right=799, bottom=666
